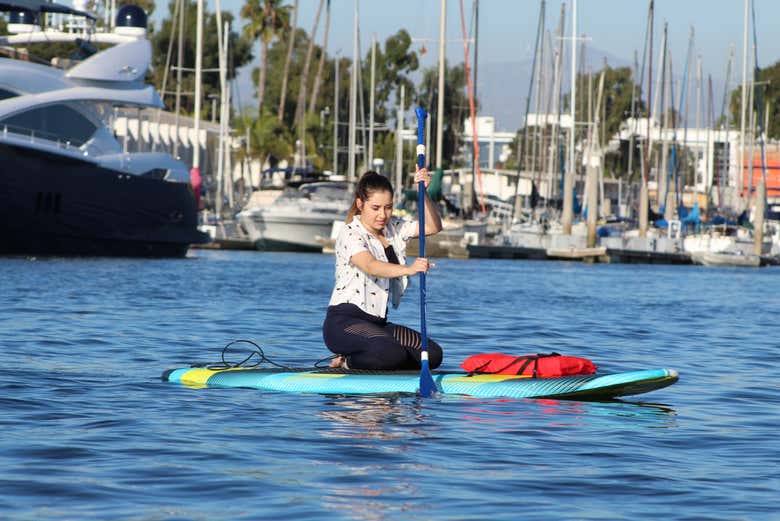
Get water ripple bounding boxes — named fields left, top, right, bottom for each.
left=1, top=253, right=778, bottom=519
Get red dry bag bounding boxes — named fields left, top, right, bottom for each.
left=460, top=352, right=597, bottom=378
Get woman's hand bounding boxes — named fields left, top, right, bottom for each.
left=414, top=165, right=431, bottom=188
left=405, top=257, right=432, bottom=275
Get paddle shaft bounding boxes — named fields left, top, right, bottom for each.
left=415, top=108, right=428, bottom=361
left=414, top=107, right=436, bottom=397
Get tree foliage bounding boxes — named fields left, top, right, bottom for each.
left=362, top=29, right=419, bottom=125
left=728, top=60, right=780, bottom=140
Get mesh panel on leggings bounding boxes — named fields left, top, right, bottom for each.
left=344, top=322, right=389, bottom=339
left=392, top=324, right=423, bottom=350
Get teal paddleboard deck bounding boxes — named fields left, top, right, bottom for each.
left=162, top=366, right=678, bottom=400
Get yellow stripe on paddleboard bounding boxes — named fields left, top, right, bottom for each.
left=446, top=374, right=531, bottom=383
left=178, top=367, right=250, bottom=387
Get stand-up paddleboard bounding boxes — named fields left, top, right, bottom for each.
left=162, top=366, right=678, bottom=400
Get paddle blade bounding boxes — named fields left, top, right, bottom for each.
left=419, top=359, right=438, bottom=398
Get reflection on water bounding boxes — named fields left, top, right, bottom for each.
left=319, top=395, right=429, bottom=441
left=317, top=394, right=678, bottom=450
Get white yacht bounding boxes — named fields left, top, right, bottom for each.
left=0, top=1, right=208, bottom=256
left=238, top=182, right=350, bottom=252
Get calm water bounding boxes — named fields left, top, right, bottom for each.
left=1, top=250, right=778, bottom=520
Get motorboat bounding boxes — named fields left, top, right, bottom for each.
left=0, top=1, right=208, bottom=257
left=238, top=182, right=351, bottom=252
left=690, top=251, right=761, bottom=268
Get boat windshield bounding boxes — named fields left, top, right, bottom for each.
left=1, top=102, right=97, bottom=147
left=299, top=183, right=350, bottom=202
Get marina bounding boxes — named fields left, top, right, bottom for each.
left=3, top=0, right=780, bottom=519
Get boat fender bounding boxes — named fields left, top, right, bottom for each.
left=460, top=353, right=597, bottom=378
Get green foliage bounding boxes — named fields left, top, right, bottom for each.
left=240, top=0, right=291, bottom=45
left=362, top=29, right=419, bottom=124
left=240, top=109, right=293, bottom=166
left=565, top=65, right=644, bottom=146
left=259, top=28, right=314, bottom=124
left=242, top=26, right=420, bottom=170
left=728, top=60, right=780, bottom=139
left=151, top=0, right=253, bottom=120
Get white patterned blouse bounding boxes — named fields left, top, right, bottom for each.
left=328, top=215, right=418, bottom=318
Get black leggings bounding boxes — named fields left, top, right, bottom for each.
left=323, top=304, right=443, bottom=370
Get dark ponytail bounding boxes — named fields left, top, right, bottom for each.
left=345, top=171, right=394, bottom=223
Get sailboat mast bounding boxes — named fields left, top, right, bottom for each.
left=435, top=0, right=446, bottom=169
left=193, top=0, right=203, bottom=172
left=173, top=0, right=184, bottom=159
left=395, top=85, right=405, bottom=206
left=368, top=34, right=376, bottom=169
left=546, top=4, right=565, bottom=203
left=512, top=0, right=545, bottom=222
left=347, top=0, right=358, bottom=184
left=459, top=0, right=486, bottom=212
left=333, top=56, right=339, bottom=177
left=640, top=0, right=654, bottom=237
left=562, top=0, right=577, bottom=235
left=739, top=0, right=750, bottom=206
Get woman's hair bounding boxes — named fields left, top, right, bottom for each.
left=345, top=171, right=394, bottom=223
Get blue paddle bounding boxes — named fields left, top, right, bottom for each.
left=415, top=107, right=437, bottom=398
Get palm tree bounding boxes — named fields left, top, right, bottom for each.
left=277, top=0, right=298, bottom=123
left=240, top=0, right=291, bottom=116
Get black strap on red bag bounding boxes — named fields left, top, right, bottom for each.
left=479, top=352, right=561, bottom=378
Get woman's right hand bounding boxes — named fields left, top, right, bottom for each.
left=405, top=257, right=431, bottom=275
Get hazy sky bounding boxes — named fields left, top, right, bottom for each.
left=200, top=0, right=776, bottom=124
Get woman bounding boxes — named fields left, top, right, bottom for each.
left=323, top=168, right=444, bottom=370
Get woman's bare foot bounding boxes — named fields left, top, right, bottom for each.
left=329, top=356, right=345, bottom=368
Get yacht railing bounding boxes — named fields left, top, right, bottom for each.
left=1, top=123, right=87, bottom=152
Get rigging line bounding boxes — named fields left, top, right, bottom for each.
left=627, top=4, right=651, bottom=186
left=661, top=45, right=677, bottom=217
left=459, top=0, right=486, bottom=213
left=153, top=0, right=182, bottom=152
left=678, top=30, right=696, bottom=209
left=717, top=46, right=735, bottom=212
left=642, top=0, right=654, bottom=192
left=512, top=0, right=545, bottom=222
left=669, top=29, right=695, bottom=214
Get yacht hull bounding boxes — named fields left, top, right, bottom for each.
left=240, top=211, right=338, bottom=252
left=0, top=143, right=207, bottom=257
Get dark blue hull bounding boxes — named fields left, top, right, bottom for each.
left=0, top=142, right=208, bottom=257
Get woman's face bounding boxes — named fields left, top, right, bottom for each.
left=357, top=190, right=393, bottom=234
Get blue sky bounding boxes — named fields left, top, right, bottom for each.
left=200, top=0, right=778, bottom=127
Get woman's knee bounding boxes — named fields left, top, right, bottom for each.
left=426, top=338, right=443, bottom=369
left=349, top=344, right=408, bottom=370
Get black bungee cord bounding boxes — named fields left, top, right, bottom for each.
left=193, top=339, right=341, bottom=371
